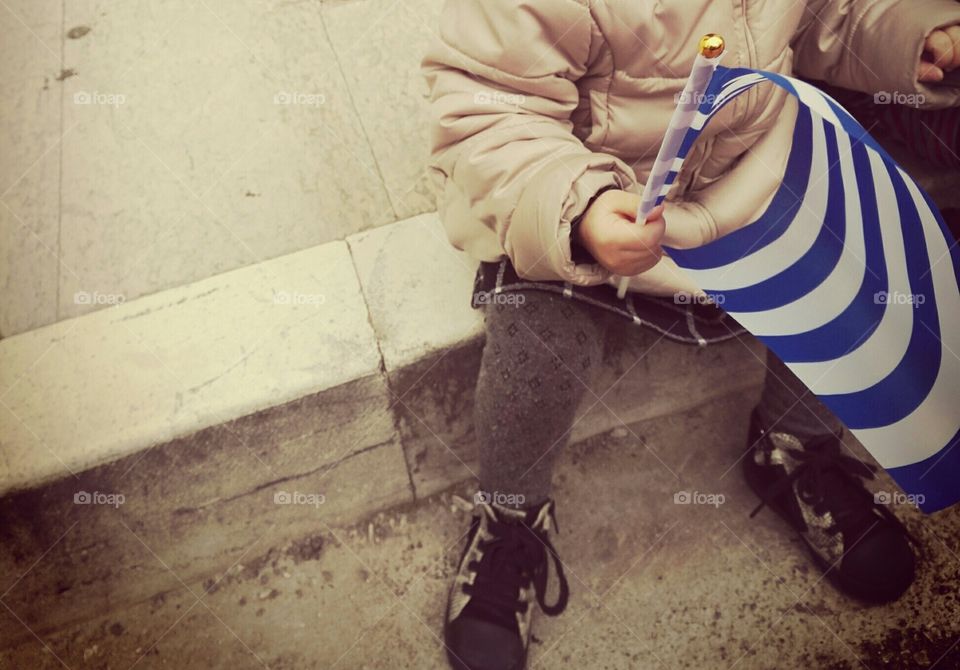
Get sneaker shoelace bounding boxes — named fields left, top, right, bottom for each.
left=462, top=509, right=570, bottom=630
left=749, top=433, right=918, bottom=546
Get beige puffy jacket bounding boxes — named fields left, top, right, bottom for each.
left=422, top=0, right=960, bottom=295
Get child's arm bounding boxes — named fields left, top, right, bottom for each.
left=791, top=0, right=960, bottom=109
left=421, top=0, right=645, bottom=284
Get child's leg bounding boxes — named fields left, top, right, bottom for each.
left=815, top=83, right=960, bottom=170
left=755, top=348, right=842, bottom=439
left=874, top=103, right=960, bottom=170
left=474, top=291, right=606, bottom=508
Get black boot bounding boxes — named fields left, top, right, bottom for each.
left=742, top=411, right=918, bottom=604
left=444, top=498, right=569, bottom=670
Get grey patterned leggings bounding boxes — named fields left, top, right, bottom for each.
left=474, top=289, right=841, bottom=507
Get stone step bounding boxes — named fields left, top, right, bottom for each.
left=0, top=212, right=766, bottom=647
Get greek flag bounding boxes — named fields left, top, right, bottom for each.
left=664, top=67, right=960, bottom=513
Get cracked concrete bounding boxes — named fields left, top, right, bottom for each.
left=3, top=397, right=958, bottom=669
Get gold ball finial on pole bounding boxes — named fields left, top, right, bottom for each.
left=698, top=34, right=725, bottom=59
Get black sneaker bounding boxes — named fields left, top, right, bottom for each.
left=444, top=498, right=569, bottom=670
left=742, top=411, right=918, bottom=603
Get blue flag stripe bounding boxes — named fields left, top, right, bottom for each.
left=818, top=160, right=943, bottom=427
left=710, top=120, right=847, bottom=312
left=760, top=140, right=889, bottom=361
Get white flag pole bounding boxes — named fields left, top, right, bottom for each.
left=616, top=34, right=726, bottom=299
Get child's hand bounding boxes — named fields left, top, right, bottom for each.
left=575, top=190, right=664, bottom=276
left=918, top=25, right=960, bottom=82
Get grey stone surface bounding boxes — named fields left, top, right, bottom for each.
left=56, top=0, right=394, bottom=321
left=322, top=0, right=443, bottom=220
left=348, top=211, right=482, bottom=373
left=0, top=420, right=411, bottom=649
left=4, top=396, right=958, bottom=669
left=0, top=240, right=380, bottom=496
left=0, top=0, right=62, bottom=336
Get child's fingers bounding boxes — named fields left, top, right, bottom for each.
left=925, top=29, right=957, bottom=70
left=947, top=26, right=960, bottom=69
left=918, top=60, right=945, bottom=83
left=597, top=189, right=641, bottom=219
left=610, top=216, right=665, bottom=252
left=608, top=215, right=665, bottom=274
left=611, top=249, right=663, bottom=276
left=644, top=203, right=665, bottom=223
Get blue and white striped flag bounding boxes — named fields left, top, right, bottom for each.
left=662, top=67, right=960, bottom=513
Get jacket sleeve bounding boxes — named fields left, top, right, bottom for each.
left=791, top=0, right=960, bottom=109
left=421, top=0, right=638, bottom=284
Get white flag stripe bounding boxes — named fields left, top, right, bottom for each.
left=679, top=116, right=831, bottom=290
left=691, top=72, right=766, bottom=131
left=769, top=150, right=915, bottom=393
left=851, top=168, right=960, bottom=468
left=788, top=77, right=848, bottom=132
left=748, top=129, right=867, bottom=335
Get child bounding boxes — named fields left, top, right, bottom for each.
left=422, top=3, right=960, bottom=669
